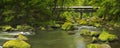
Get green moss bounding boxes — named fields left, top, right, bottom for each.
left=94, top=23, right=101, bottom=27
left=92, top=37, right=97, bottom=42
left=87, top=44, right=98, bottom=48
left=87, top=44, right=111, bottom=48
left=1, top=25, right=14, bottom=31
left=80, top=29, right=90, bottom=35
left=78, top=19, right=87, bottom=25
left=16, top=25, right=33, bottom=31
left=90, top=31, right=100, bottom=36
left=17, top=34, right=28, bottom=40
left=80, top=29, right=99, bottom=36
left=61, top=21, right=73, bottom=30
left=3, top=34, right=30, bottom=48
left=98, top=31, right=117, bottom=41
left=3, top=40, right=31, bottom=48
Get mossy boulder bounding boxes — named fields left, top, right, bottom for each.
left=17, top=34, right=28, bottom=40
left=3, top=34, right=30, bottom=48
left=16, top=25, right=34, bottom=31
left=61, top=21, right=73, bottom=30
left=92, top=37, right=98, bottom=42
left=78, top=18, right=87, bottom=25
left=87, top=44, right=111, bottom=48
left=98, top=31, right=117, bottom=41
left=90, top=31, right=100, bottom=36
left=3, top=40, right=31, bottom=48
left=80, top=29, right=100, bottom=36
left=80, top=29, right=90, bottom=36
left=1, top=25, right=14, bottom=31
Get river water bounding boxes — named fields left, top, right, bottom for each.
left=27, top=30, right=85, bottom=48
left=0, top=26, right=120, bottom=48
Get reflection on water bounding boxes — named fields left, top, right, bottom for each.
left=0, top=27, right=119, bottom=48
left=74, top=34, right=85, bottom=48
left=27, top=30, right=86, bottom=48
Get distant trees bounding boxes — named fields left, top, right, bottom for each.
left=0, top=0, right=54, bottom=26
left=0, top=0, right=81, bottom=26
left=89, top=0, right=120, bottom=21
left=0, top=0, right=119, bottom=27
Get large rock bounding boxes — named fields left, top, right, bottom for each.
left=3, top=40, right=31, bottom=48
left=98, top=31, right=117, bottom=41
left=87, top=44, right=111, bottom=48
left=80, top=29, right=100, bottom=36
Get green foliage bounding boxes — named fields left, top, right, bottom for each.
left=0, top=0, right=54, bottom=26
left=89, top=0, right=120, bottom=21
left=98, top=31, right=118, bottom=41
left=3, top=40, right=30, bottom=48
left=60, top=11, right=79, bottom=22
left=57, top=0, right=83, bottom=6
left=78, top=19, right=87, bottom=25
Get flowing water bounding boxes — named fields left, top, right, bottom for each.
left=27, top=26, right=97, bottom=48
left=0, top=26, right=120, bottom=48
left=27, top=30, right=76, bottom=48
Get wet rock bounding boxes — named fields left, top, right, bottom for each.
left=87, top=44, right=111, bottom=48
left=98, top=31, right=118, bottom=41
left=80, top=29, right=100, bottom=36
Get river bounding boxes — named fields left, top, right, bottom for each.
left=27, top=30, right=85, bottom=48
left=0, top=27, right=120, bottom=48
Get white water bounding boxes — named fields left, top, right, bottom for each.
left=75, top=26, right=97, bottom=48
left=78, top=26, right=97, bottom=31
left=0, top=31, right=35, bottom=40
left=0, top=31, right=35, bottom=35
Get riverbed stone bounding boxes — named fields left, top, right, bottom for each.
left=87, top=43, right=111, bottom=48
left=98, top=31, right=117, bottom=41
left=3, top=40, right=31, bottom=48
left=80, top=29, right=100, bottom=36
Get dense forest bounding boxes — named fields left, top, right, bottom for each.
left=0, top=0, right=120, bottom=30
left=0, top=0, right=120, bottom=48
